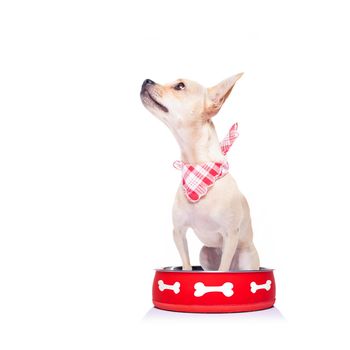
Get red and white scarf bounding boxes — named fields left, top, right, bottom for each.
left=173, top=123, right=239, bottom=203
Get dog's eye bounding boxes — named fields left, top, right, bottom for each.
left=174, top=82, right=185, bottom=91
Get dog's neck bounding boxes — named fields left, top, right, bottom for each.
left=172, top=121, right=225, bottom=164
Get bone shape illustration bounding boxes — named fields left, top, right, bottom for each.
left=194, top=282, right=234, bottom=297
left=158, top=280, right=180, bottom=294
left=250, top=280, right=272, bottom=293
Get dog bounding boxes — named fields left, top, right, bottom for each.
left=140, top=74, right=260, bottom=271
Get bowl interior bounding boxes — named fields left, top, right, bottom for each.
left=158, top=265, right=273, bottom=273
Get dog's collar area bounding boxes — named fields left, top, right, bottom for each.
left=173, top=123, right=239, bottom=203
left=174, top=160, right=230, bottom=202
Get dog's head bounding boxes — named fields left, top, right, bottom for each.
left=140, top=74, right=243, bottom=131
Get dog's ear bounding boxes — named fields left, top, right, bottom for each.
left=205, top=73, right=243, bottom=118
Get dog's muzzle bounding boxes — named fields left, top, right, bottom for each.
left=140, top=79, right=169, bottom=113
left=142, top=79, right=155, bottom=90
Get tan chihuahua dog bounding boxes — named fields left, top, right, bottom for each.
left=140, top=74, right=260, bottom=271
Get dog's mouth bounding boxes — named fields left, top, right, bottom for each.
left=141, top=89, right=169, bottom=113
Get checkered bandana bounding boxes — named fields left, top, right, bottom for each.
left=173, top=123, right=239, bottom=202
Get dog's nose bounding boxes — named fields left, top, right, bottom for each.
left=142, top=79, right=155, bottom=89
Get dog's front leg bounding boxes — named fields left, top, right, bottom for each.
left=218, top=229, right=239, bottom=271
left=173, top=228, right=192, bottom=270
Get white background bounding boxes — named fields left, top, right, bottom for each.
left=1, top=0, right=349, bottom=349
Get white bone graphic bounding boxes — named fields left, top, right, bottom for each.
left=158, top=280, right=180, bottom=294
left=194, top=282, right=234, bottom=297
left=250, top=280, right=272, bottom=293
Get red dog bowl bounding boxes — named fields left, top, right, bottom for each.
left=153, top=266, right=276, bottom=313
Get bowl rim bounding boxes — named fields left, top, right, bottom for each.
left=155, top=265, right=274, bottom=273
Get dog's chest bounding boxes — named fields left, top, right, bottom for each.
left=173, top=174, right=241, bottom=247
left=182, top=204, right=225, bottom=247
left=187, top=206, right=222, bottom=230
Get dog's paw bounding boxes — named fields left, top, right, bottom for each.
left=182, top=265, right=192, bottom=271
